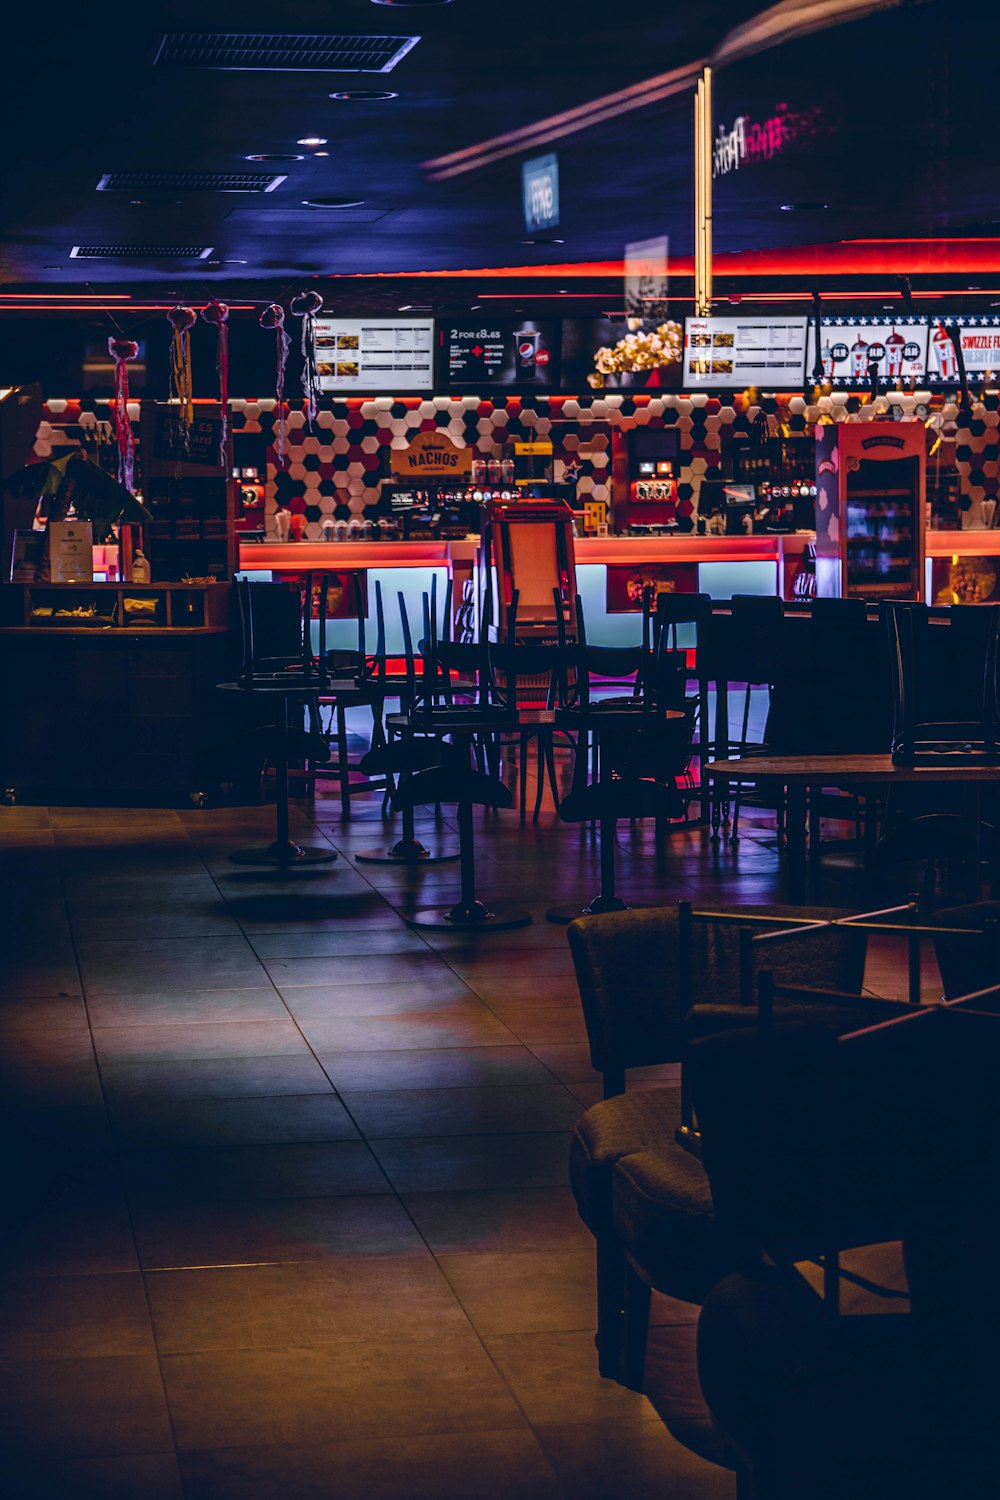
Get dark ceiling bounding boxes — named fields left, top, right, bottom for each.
left=1, top=0, right=997, bottom=299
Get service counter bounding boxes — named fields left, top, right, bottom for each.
left=238, top=534, right=814, bottom=648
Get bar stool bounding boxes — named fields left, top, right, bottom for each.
left=393, top=591, right=532, bottom=931
left=220, top=577, right=337, bottom=867
left=728, top=594, right=784, bottom=842
left=314, top=574, right=390, bottom=817
left=354, top=591, right=459, bottom=866
left=547, top=594, right=687, bottom=924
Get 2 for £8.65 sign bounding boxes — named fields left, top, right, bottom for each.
left=522, top=152, right=560, bottom=233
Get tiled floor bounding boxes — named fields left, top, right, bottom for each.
left=0, top=758, right=934, bottom=1500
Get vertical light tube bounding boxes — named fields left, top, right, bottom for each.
left=694, top=68, right=714, bottom=317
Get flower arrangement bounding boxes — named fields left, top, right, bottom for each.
left=588, top=320, right=683, bottom=388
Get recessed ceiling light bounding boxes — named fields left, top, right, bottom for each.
left=779, top=202, right=828, bottom=211
left=297, top=137, right=328, bottom=147
left=301, top=197, right=366, bottom=208
left=313, top=151, right=330, bottom=157
left=244, top=153, right=305, bottom=162
left=330, top=89, right=399, bottom=101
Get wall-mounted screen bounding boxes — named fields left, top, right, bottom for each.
left=805, top=316, right=928, bottom=387
left=313, top=317, right=434, bottom=394
left=440, top=319, right=559, bottom=388
left=560, top=318, right=682, bottom=392
left=926, top=316, right=1000, bottom=384
left=683, top=316, right=808, bottom=388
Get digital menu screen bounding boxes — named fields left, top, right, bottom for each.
left=440, top=319, right=559, bottom=388
left=927, top=316, right=1000, bottom=384
left=805, top=316, right=928, bottom=387
left=683, top=316, right=809, bottom=388
left=313, top=317, right=435, bottom=393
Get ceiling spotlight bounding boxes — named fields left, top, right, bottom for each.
left=779, top=202, right=828, bottom=212
left=313, top=151, right=330, bottom=157
left=330, top=90, right=399, bottom=101
left=244, top=153, right=305, bottom=162
left=297, top=137, right=328, bottom=147
left=301, top=197, right=366, bottom=209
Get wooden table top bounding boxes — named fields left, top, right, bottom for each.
left=707, top=754, right=1000, bottom=784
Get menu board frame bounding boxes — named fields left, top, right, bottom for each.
left=926, top=315, right=1000, bottom=385
left=682, top=315, right=809, bottom=389
left=313, top=316, right=435, bottom=395
left=438, top=318, right=561, bottom=392
left=805, top=315, right=929, bottom=388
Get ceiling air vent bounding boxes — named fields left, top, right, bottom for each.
left=97, top=170, right=285, bottom=194
left=153, top=32, right=420, bottom=73
left=69, top=245, right=214, bottom=260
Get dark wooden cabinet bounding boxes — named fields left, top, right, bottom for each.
left=0, top=627, right=240, bottom=803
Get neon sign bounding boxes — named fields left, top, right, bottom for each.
left=713, top=103, right=819, bottom=177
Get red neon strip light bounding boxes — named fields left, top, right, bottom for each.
left=0, top=292, right=133, bottom=300
left=324, top=239, right=1000, bottom=280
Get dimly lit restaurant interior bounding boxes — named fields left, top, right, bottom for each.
left=2, top=1, right=1000, bottom=1496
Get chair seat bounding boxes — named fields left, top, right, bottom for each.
left=396, top=764, right=514, bottom=811
left=559, top=777, right=685, bottom=824
left=359, top=738, right=449, bottom=777
left=612, top=1143, right=736, bottom=1306
left=570, top=1086, right=684, bottom=1236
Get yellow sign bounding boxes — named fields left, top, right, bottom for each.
left=514, top=440, right=553, bottom=456
left=390, top=430, right=473, bottom=477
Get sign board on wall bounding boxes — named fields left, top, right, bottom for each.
left=522, top=152, right=560, bottom=233
left=441, top=319, right=559, bottom=388
left=313, top=318, right=434, bottom=394
left=683, top=316, right=808, bottom=388
left=389, top=430, right=473, bottom=478
left=805, top=316, right=928, bottom=387
left=927, top=316, right=1000, bottom=383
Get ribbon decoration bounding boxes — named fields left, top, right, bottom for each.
left=166, top=305, right=197, bottom=444
left=107, top=337, right=139, bottom=493
left=290, top=290, right=324, bottom=428
left=200, top=300, right=230, bottom=465
left=260, top=303, right=290, bottom=468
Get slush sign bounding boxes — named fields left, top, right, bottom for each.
left=522, top=152, right=560, bottom=232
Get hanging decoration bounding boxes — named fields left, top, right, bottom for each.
left=200, top=300, right=230, bottom=465
left=166, top=305, right=197, bottom=444
left=107, top=337, right=139, bottom=493
left=290, top=289, right=324, bottom=428
left=260, top=302, right=290, bottom=468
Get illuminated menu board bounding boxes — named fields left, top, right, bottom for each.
left=313, top=317, right=434, bottom=393
left=683, top=316, right=808, bottom=387
left=805, top=316, right=928, bottom=387
left=441, top=319, right=559, bottom=388
left=927, top=316, right=1000, bottom=384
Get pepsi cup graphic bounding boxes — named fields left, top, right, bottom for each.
left=514, top=329, right=542, bottom=379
